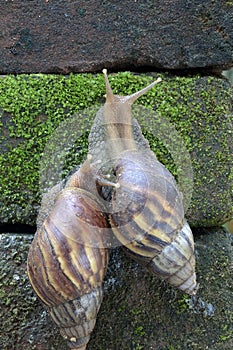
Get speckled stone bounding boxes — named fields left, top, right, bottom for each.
left=0, top=0, right=232, bottom=73
left=0, top=228, right=232, bottom=349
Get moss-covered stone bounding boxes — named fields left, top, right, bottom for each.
left=0, top=234, right=67, bottom=350
left=0, top=72, right=232, bottom=226
left=0, top=228, right=232, bottom=349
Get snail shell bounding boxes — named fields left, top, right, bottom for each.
left=110, top=150, right=197, bottom=295
left=27, top=159, right=110, bottom=349
left=91, top=69, right=198, bottom=295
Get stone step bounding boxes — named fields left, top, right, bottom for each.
left=0, top=228, right=232, bottom=349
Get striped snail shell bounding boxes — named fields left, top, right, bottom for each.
left=27, top=158, right=110, bottom=350
left=110, top=151, right=197, bottom=295
left=94, top=69, right=198, bottom=295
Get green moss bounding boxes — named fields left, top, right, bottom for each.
left=129, top=308, right=147, bottom=349
left=220, top=325, right=233, bottom=342
left=0, top=73, right=105, bottom=223
left=0, top=72, right=232, bottom=225
left=176, top=294, right=189, bottom=313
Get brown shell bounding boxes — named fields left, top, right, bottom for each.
left=109, top=150, right=197, bottom=295
left=27, top=187, right=109, bottom=349
left=148, top=220, right=197, bottom=294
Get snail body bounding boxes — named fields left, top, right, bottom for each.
left=90, top=69, right=197, bottom=295
left=27, top=159, right=110, bottom=350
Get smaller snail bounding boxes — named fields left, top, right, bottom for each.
left=27, top=157, right=111, bottom=350
left=91, top=69, right=198, bottom=295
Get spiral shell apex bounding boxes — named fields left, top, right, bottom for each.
left=147, top=221, right=197, bottom=294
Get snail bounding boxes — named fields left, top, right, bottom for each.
left=27, top=157, right=112, bottom=350
left=28, top=69, right=198, bottom=349
left=88, top=69, right=198, bottom=295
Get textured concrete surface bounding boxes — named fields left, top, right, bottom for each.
left=0, top=0, right=232, bottom=73
left=0, top=228, right=232, bottom=349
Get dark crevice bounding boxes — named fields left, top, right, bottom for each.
left=94, top=64, right=232, bottom=77
left=2, top=63, right=232, bottom=77
left=192, top=226, right=227, bottom=239
left=0, top=223, right=36, bottom=234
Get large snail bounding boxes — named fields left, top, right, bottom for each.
left=88, top=69, right=198, bottom=295
left=27, top=158, right=111, bottom=350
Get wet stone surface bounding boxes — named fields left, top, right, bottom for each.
left=0, top=228, right=232, bottom=350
